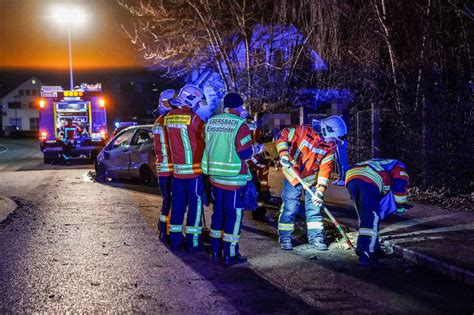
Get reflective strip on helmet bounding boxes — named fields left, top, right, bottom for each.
left=307, top=221, right=324, bottom=229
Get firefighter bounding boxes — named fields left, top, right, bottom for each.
left=345, top=159, right=409, bottom=268
left=202, top=92, right=256, bottom=265
left=165, top=85, right=206, bottom=252
left=276, top=116, right=348, bottom=251
left=152, top=89, right=175, bottom=241
left=60, top=118, right=84, bottom=162
left=248, top=127, right=274, bottom=222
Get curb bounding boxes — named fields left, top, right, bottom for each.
left=389, top=242, right=474, bottom=287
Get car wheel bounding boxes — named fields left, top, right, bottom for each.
left=139, top=165, right=156, bottom=186
left=95, top=161, right=109, bottom=183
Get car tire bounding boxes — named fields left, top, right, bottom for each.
left=139, top=165, right=156, bottom=186
left=95, top=161, right=108, bottom=183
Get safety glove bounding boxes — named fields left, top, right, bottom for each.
left=311, top=189, right=324, bottom=207
left=280, top=155, right=292, bottom=169
left=251, top=143, right=264, bottom=156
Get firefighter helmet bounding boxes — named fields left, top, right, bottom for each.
left=153, top=89, right=176, bottom=117
left=159, top=89, right=176, bottom=110
left=320, top=116, right=347, bottom=142
left=170, top=85, right=205, bottom=110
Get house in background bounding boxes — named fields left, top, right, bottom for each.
left=0, top=76, right=45, bottom=135
left=186, top=24, right=352, bottom=126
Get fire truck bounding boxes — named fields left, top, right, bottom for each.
left=38, top=83, right=108, bottom=164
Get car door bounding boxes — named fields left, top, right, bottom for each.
left=128, top=128, right=154, bottom=178
left=102, top=128, right=136, bottom=178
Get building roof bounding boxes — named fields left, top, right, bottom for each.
left=0, top=75, right=44, bottom=98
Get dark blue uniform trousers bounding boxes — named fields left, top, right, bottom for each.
left=210, top=186, right=245, bottom=258
left=158, top=176, right=172, bottom=236
left=346, top=179, right=382, bottom=255
left=169, top=176, right=203, bottom=249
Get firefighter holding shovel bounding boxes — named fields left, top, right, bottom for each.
left=276, top=116, right=348, bottom=251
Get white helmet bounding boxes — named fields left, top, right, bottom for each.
left=159, top=89, right=176, bottom=110
left=170, top=85, right=205, bottom=110
left=320, top=115, right=347, bottom=142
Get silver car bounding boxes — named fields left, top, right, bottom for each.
left=95, top=125, right=157, bottom=185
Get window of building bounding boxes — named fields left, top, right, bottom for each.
left=8, top=102, right=21, bottom=109
left=9, top=118, right=22, bottom=129
left=19, top=89, right=24, bottom=96
left=28, top=101, right=36, bottom=109
left=25, top=90, right=30, bottom=96
left=32, top=89, right=37, bottom=96
left=30, top=118, right=39, bottom=130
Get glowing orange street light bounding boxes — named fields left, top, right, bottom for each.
left=39, top=99, right=46, bottom=109
left=99, top=99, right=105, bottom=108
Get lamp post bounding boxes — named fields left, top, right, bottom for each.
left=67, top=24, right=74, bottom=90
left=51, top=5, right=87, bottom=90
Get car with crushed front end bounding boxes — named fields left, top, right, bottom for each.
left=94, top=125, right=157, bottom=185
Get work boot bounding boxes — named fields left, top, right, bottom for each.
left=309, top=237, right=328, bottom=251
left=224, top=254, right=248, bottom=266
left=209, top=251, right=223, bottom=262
left=358, top=252, right=384, bottom=269
left=279, top=239, right=293, bottom=251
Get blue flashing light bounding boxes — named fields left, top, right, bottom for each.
left=114, top=121, right=120, bottom=128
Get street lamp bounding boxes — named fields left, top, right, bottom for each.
left=50, top=5, right=87, bottom=90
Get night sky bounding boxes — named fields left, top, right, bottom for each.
left=0, top=0, right=142, bottom=70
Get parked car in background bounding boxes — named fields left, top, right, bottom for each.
left=95, top=125, right=156, bottom=185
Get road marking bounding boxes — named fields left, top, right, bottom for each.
left=382, top=222, right=474, bottom=240
left=0, top=144, right=8, bottom=154
left=379, top=213, right=461, bottom=235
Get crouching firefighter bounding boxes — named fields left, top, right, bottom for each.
left=202, top=92, right=256, bottom=265
left=276, top=116, right=348, bottom=251
left=345, top=159, right=409, bottom=268
left=152, top=89, right=175, bottom=241
left=165, top=85, right=206, bottom=252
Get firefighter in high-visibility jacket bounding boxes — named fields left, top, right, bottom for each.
left=276, top=116, right=348, bottom=251
left=165, top=85, right=206, bottom=252
left=152, top=89, right=175, bottom=241
left=345, top=159, right=409, bottom=268
left=202, top=92, right=256, bottom=265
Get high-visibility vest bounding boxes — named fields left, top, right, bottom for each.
left=202, top=113, right=249, bottom=187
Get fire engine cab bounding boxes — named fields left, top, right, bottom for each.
left=38, top=83, right=108, bottom=163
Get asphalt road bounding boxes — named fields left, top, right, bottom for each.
left=0, top=139, right=473, bottom=313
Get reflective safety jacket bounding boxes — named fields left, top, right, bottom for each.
left=202, top=111, right=252, bottom=190
left=165, top=107, right=205, bottom=179
left=152, top=115, right=172, bottom=176
left=276, top=125, right=336, bottom=189
left=62, top=123, right=83, bottom=140
left=345, top=159, right=409, bottom=207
